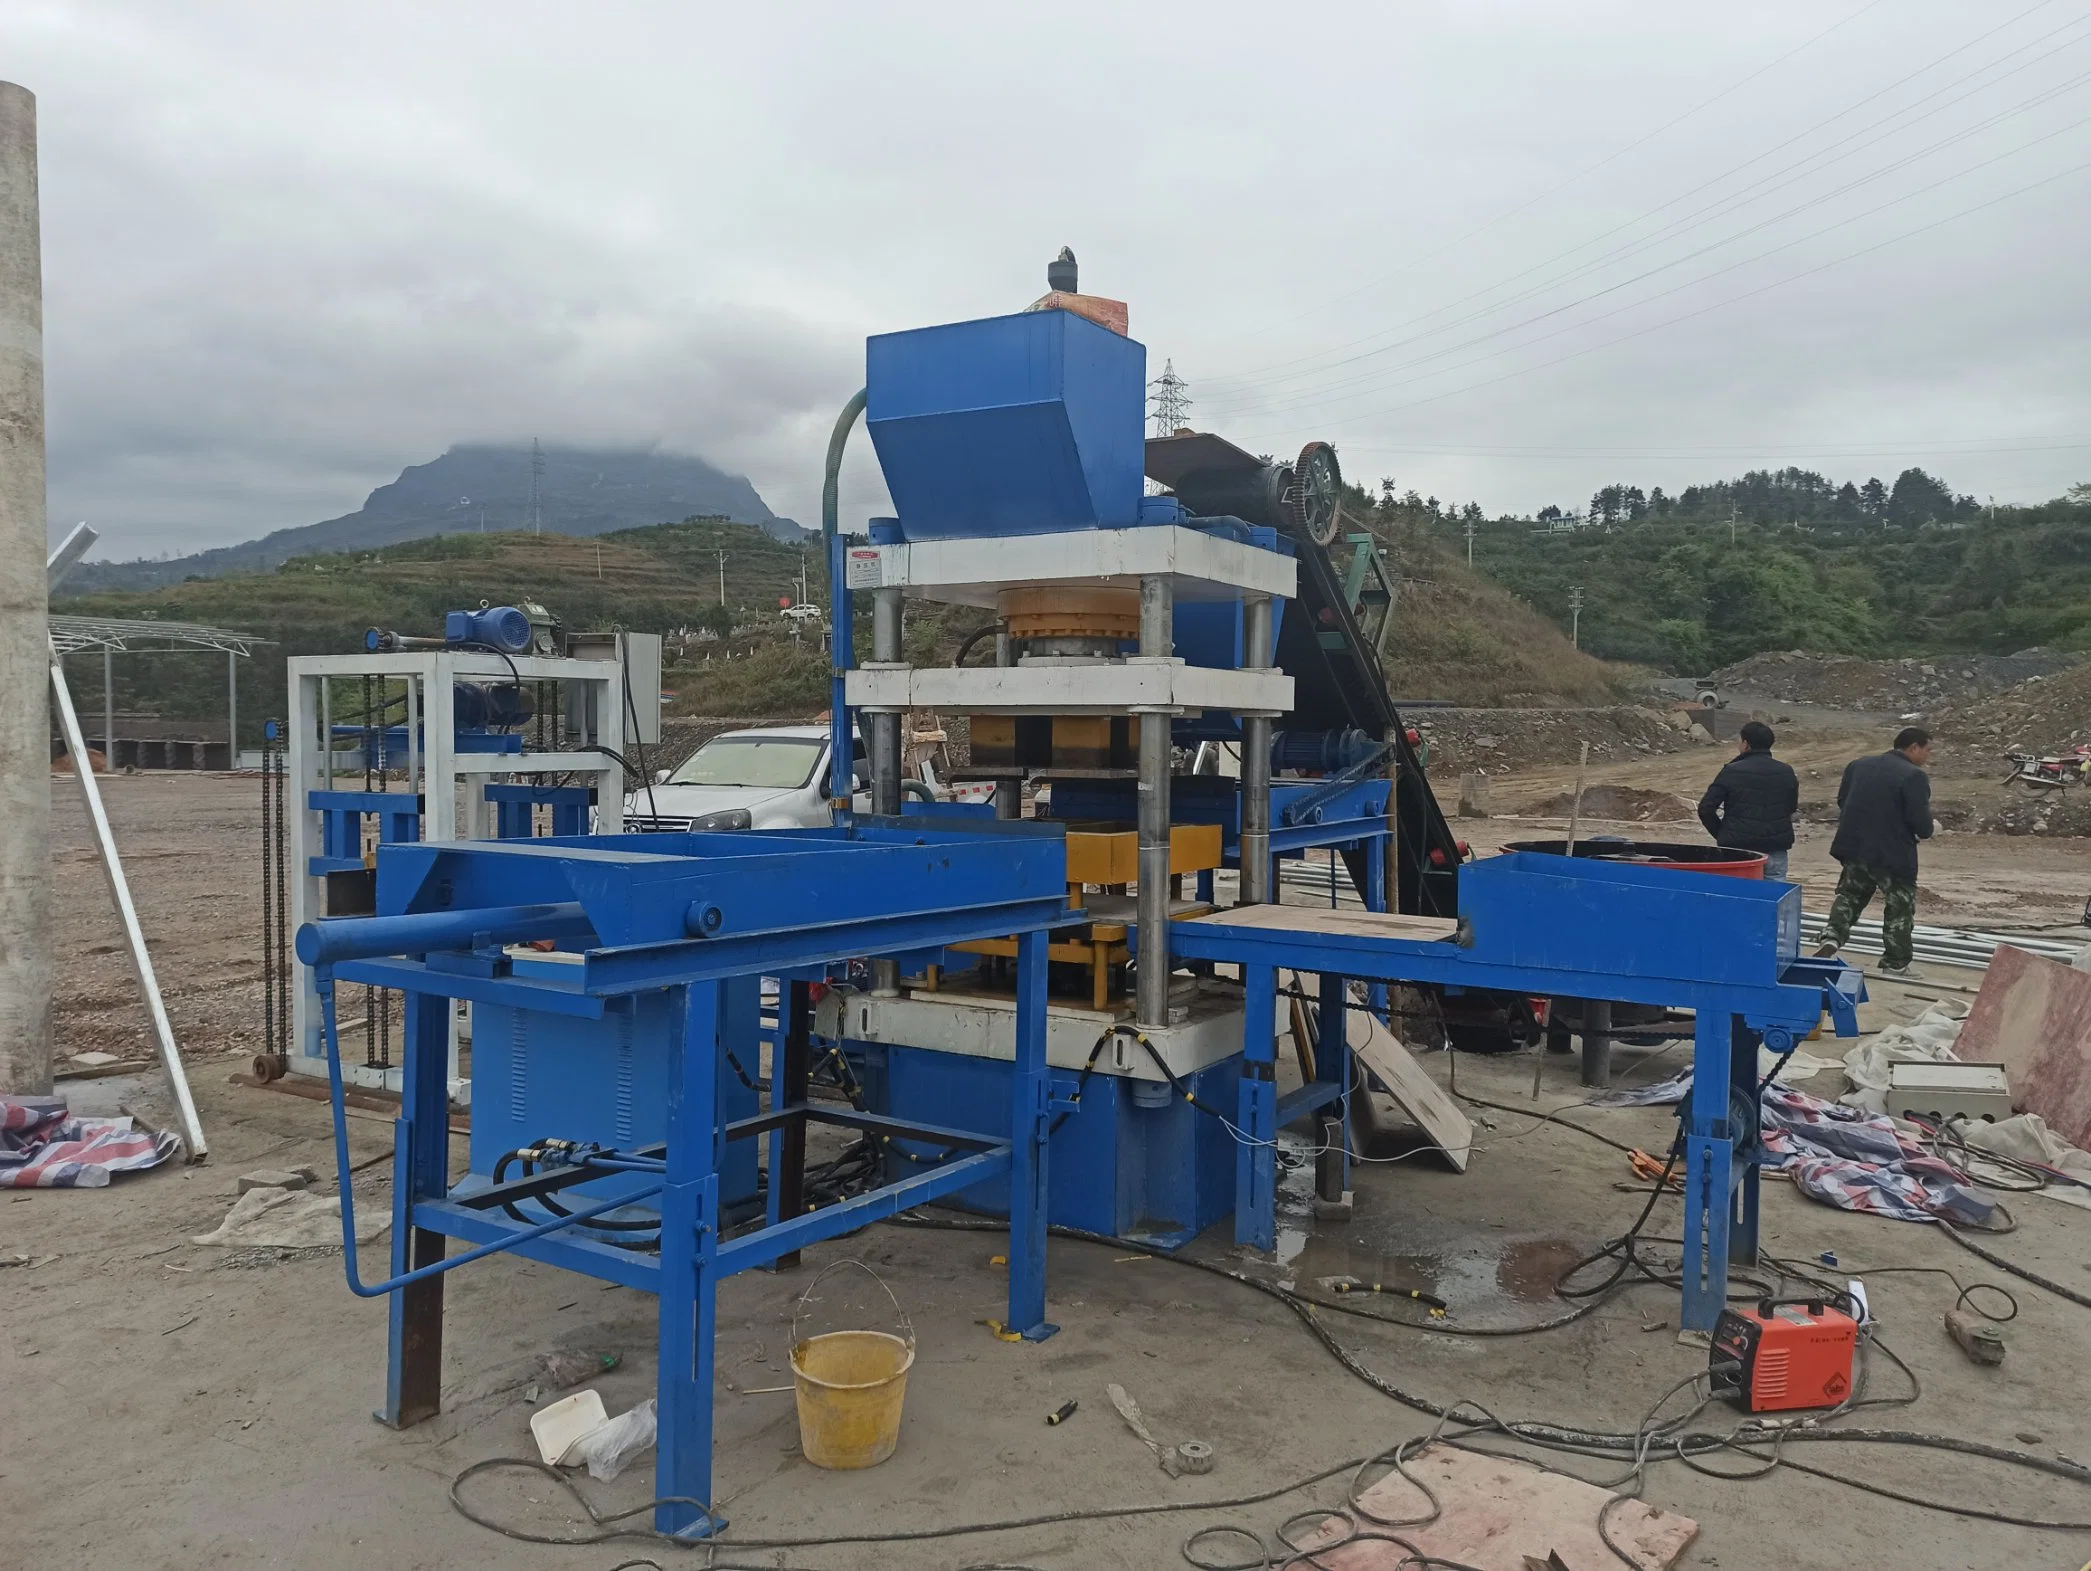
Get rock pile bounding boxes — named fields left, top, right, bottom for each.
left=1416, top=706, right=1698, bottom=774
left=1713, top=650, right=2076, bottom=712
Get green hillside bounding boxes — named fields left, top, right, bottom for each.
left=54, top=518, right=823, bottom=745
left=1395, top=469, right=2091, bottom=673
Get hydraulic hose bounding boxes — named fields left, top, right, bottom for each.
left=315, top=972, right=661, bottom=1298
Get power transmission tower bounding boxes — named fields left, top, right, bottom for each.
left=1148, top=360, right=1191, bottom=437
left=528, top=438, right=546, bottom=535
left=1568, top=585, right=1584, bottom=649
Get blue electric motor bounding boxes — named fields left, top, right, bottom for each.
left=446, top=605, right=535, bottom=654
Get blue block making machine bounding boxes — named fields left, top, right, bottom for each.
left=294, top=254, right=1865, bottom=1536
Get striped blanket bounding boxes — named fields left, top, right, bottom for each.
left=1, top=1096, right=180, bottom=1187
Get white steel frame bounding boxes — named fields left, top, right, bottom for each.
left=284, top=650, right=628, bottom=1100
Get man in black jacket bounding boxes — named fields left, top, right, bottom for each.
left=1698, top=721, right=1799, bottom=880
left=1815, top=727, right=1935, bottom=977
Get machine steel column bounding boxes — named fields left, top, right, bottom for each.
left=772, top=981, right=812, bottom=1270
left=1382, top=725, right=1401, bottom=916
left=994, top=626, right=1019, bottom=819
left=1135, top=575, right=1174, bottom=1027
left=1006, top=927, right=1053, bottom=1338
left=1239, top=594, right=1273, bottom=906
left=870, top=586, right=903, bottom=993
left=1234, top=961, right=1278, bottom=1251
left=658, top=980, right=724, bottom=1537
left=383, top=990, right=450, bottom=1427
left=0, top=81, right=50, bottom=1094
left=1580, top=998, right=1613, bottom=1087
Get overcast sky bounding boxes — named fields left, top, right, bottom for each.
left=7, top=0, right=2090, bottom=558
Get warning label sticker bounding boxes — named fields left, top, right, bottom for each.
left=844, top=548, right=885, bottom=590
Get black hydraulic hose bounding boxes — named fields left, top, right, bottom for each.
left=952, top=622, right=1003, bottom=667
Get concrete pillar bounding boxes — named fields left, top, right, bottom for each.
left=0, top=82, right=50, bottom=1093
left=1135, top=575, right=1173, bottom=1027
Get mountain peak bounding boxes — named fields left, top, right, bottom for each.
left=67, top=442, right=801, bottom=591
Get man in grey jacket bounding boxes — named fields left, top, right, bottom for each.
left=1815, top=727, right=1935, bottom=977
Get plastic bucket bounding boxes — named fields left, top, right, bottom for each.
left=791, top=1329, right=916, bottom=1469
left=789, top=1259, right=916, bottom=1471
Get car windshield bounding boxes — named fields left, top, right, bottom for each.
left=668, top=736, right=824, bottom=790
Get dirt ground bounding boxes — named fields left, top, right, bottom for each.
left=9, top=772, right=2091, bottom=1570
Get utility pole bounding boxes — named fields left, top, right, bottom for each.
left=1568, top=585, right=1584, bottom=650
left=528, top=437, right=545, bottom=534
left=0, top=80, right=50, bottom=1094
left=1464, top=513, right=1477, bottom=567
left=1728, top=504, right=1738, bottom=547
left=716, top=547, right=727, bottom=606
left=1147, top=360, right=1191, bottom=437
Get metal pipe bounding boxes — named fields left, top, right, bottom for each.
left=0, top=81, right=50, bottom=1094
left=49, top=651, right=207, bottom=1154
left=870, top=583, right=903, bottom=993
left=1136, top=575, right=1174, bottom=1026
left=296, top=901, right=595, bottom=968
left=820, top=388, right=868, bottom=540
left=102, top=644, right=113, bottom=764
left=1239, top=594, right=1272, bottom=906
left=226, top=648, right=237, bottom=767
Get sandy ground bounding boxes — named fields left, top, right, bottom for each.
left=9, top=771, right=2091, bottom=1570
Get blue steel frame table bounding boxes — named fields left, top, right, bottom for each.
left=297, top=821, right=1074, bottom=1538
left=1156, top=852, right=1865, bottom=1332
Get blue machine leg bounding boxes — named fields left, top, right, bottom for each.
left=1007, top=928, right=1055, bottom=1340
left=657, top=982, right=723, bottom=1539
left=1236, top=963, right=1279, bottom=1251
left=382, top=990, right=449, bottom=1428
left=1731, top=1016, right=1762, bottom=1267
left=1317, top=970, right=1352, bottom=1195
left=1362, top=846, right=1389, bottom=1022
left=1682, top=1006, right=1735, bottom=1333
left=1196, top=867, right=1215, bottom=906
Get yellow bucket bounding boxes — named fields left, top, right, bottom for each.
left=790, top=1328, right=915, bottom=1469
left=789, top=1259, right=916, bottom=1471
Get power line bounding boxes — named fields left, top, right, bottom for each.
left=1203, top=0, right=2071, bottom=393
left=1243, top=152, right=2091, bottom=444
left=1208, top=0, right=1893, bottom=364
left=1203, top=13, right=2091, bottom=413
left=1234, top=128, right=2091, bottom=444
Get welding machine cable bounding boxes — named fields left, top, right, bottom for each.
left=316, top=973, right=663, bottom=1298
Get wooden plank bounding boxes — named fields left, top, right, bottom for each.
left=1344, top=1008, right=1472, bottom=1173
left=1957, top=943, right=2091, bottom=1149
left=1184, top=903, right=1459, bottom=942
left=1289, top=1444, right=1697, bottom=1570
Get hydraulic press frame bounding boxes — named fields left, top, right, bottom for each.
left=298, top=819, right=1073, bottom=1538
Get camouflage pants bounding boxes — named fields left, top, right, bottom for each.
left=1822, top=862, right=1917, bottom=968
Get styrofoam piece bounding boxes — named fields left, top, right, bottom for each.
left=844, top=524, right=1296, bottom=607
left=530, top=1388, right=608, bottom=1466
left=845, top=659, right=1291, bottom=717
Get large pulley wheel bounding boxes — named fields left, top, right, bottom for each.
left=1286, top=441, right=1345, bottom=547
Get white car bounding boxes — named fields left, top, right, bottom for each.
left=626, top=725, right=866, bottom=832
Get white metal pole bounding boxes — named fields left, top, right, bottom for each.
left=226, top=648, right=236, bottom=769
left=0, top=80, right=51, bottom=1094
left=103, top=644, right=112, bottom=762
left=48, top=650, right=206, bottom=1154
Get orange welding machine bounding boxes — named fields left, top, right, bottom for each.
left=1708, top=1298, right=1860, bottom=1413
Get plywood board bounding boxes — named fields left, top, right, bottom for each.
left=1289, top=1443, right=1698, bottom=1571
left=1185, top=904, right=1460, bottom=943
left=1345, top=1008, right=1472, bottom=1172
left=1956, top=943, right=2091, bottom=1150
